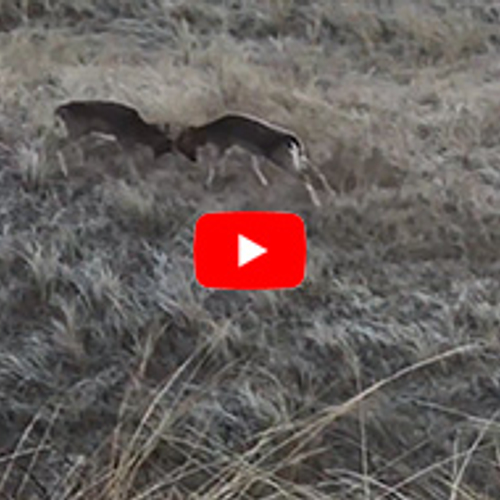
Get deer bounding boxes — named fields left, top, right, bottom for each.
left=174, top=113, right=329, bottom=207
left=55, top=100, right=173, bottom=179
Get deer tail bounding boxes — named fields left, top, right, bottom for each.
left=289, top=141, right=305, bottom=173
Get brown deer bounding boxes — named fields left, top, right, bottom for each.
left=174, top=113, right=325, bottom=206
left=55, top=100, right=173, bottom=159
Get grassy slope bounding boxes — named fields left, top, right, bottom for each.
left=1, top=1, right=500, bottom=498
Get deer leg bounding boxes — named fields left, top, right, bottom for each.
left=303, top=157, right=335, bottom=197
left=251, top=155, right=269, bottom=186
left=74, top=141, right=86, bottom=167
left=124, top=145, right=145, bottom=183
left=115, top=141, right=141, bottom=183
left=205, top=163, right=215, bottom=189
left=219, top=151, right=230, bottom=180
left=126, top=156, right=141, bottom=183
left=203, top=145, right=225, bottom=190
left=295, top=163, right=322, bottom=208
left=56, top=150, right=69, bottom=177
left=204, top=149, right=218, bottom=189
left=59, top=134, right=86, bottom=167
left=304, top=175, right=322, bottom=207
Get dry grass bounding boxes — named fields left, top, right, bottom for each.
left=1, top=0, right=500, bottom=498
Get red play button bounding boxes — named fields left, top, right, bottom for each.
left=194, top=212, right=306, bottom=290
left=238, top=234, right=267, bottom=267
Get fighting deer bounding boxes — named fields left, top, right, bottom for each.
left=55, top=100, right=173, bottom=158
left=175, top=113, right=327, bottom=206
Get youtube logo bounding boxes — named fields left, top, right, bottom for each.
left=194, top=212, right=306, bottom=290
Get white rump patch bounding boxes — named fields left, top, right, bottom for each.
left=289, top=143, right=306, bottom=172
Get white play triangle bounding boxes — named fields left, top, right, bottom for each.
left=238, top=234, right=267, bottom=268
